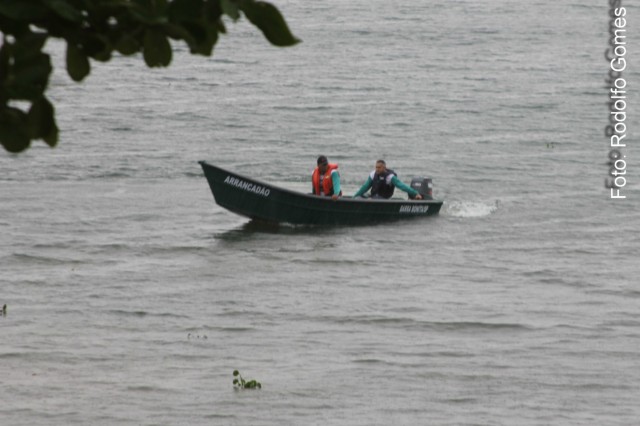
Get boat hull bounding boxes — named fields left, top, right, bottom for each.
left=199, top=161, right=442, bottom=225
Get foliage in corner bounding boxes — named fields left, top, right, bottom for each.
left=0, top=0, right=300, bottom=153
left=233, top=369, right=261, bottom=389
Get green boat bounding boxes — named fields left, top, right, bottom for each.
left=199, top=161, right=443, bottom=225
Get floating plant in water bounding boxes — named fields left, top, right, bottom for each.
left=233, top=370, right=261, bottom=390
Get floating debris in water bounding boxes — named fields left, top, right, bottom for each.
left=233, top=370, right=261, bottom=390
left=187, top=333, right=208, bottom=340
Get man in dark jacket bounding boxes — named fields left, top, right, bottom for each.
left=353, top=160, right=422, bottom=199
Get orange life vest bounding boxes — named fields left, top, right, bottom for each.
left=312, top=163, right=339, bottom=196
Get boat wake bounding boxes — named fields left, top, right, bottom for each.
left=444, top=200, right=499, bottom=218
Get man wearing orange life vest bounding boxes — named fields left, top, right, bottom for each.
left=312, top=155, right=342, bottom=201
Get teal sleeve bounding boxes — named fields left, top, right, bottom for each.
left=391, top=176, right=419, bottom=196
left=332, top=172, right=341, bottom=195
left=353, top=176, right=373, bottom=198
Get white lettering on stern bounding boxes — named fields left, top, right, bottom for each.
left=399, top=205, right=429, bottom=214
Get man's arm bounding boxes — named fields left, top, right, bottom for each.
left=331, top=170, right=342, bottom=196
left=391, top=176, right=420, bottom=197
left=353, top=176, right=373, bottom=197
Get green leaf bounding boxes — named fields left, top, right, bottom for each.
left=13, top=33, right=48, bottom=62
left=143, top=28, right=172, bottom=67
left=221, top=0, right=240, bottom=21
left=241, top=1, right=300, bottom=47
left=168, top=0, right=204, bottom=22
left=128, top=1, right=170, bottom=25
left=233, top=370, right=239, bottom=376
left=0, top=107, right=31, bottom=153
left=202, top=0, right=223, bottom=23
left=42, top=120, right=59, bottom=147
left=181, top=21, right=208, bottom=44
left=0, top=15, right=29, bottom=37
left=162, top=23, right=190, bottom=41
left=115, top=34, right=141, bottom=55
left=0, top=41, right=13, bottom=90
left=0, top=33, right=51, bottom=101
left=165, top=0, right=219, bottom=55
left=81, top=34, right=112, bottom=62
left=43, top=0, right=83, bottom=23
left=216, top=19, right=227, bottom=34
left=151, top=0, right=169, bottom=15
left=9, top=53, right=52, bottom=100
left=66, top=42, right=91, bottom=81
left=7, top=33, right=51, bottom=100
left=177, top=21, right=217, bottom=55
left=0, top=0, right=48, bottom=21
left=27, top=97, right=58, bottom=147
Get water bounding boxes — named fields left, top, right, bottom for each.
left=2, top=1, right=639, bottom=424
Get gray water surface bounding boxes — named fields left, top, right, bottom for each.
left=2, top=1, right=639, bottom=425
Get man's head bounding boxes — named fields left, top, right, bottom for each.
left=375, top=159, right=387, bottom=175
left=317, top=155, right=329, bottom=173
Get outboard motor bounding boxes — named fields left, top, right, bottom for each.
left=409, top=177, right=434, bottom=200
